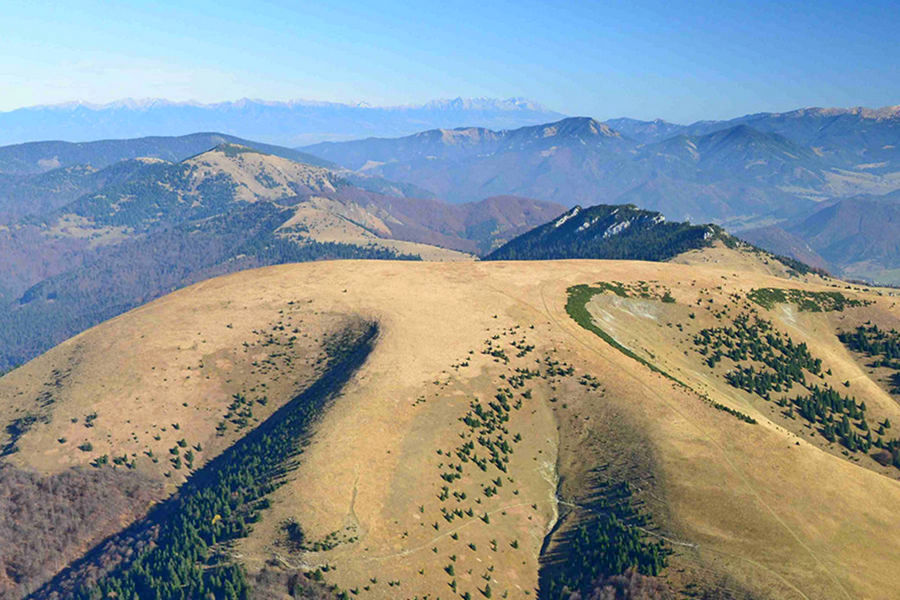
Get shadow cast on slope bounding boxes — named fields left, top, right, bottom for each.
left=27, top=322, right=378, bottom=600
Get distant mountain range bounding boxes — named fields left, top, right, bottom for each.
left=301, top=106, right=900, bottom=283
left=609, top=106, right=900, bottom=169
left=0, top=137, right=562, bottom=369
left=303, top=116, right=833, bottom=225
left=0, top=97, right=564, bottom=147
left=4, top=103, right=900, bottom=600
left=2, top=100, right=899, bottom=329
left=303, top=109, right=900, bottom=211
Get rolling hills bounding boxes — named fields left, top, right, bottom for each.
left=0, top=142, right=562, bottom=370
left=2, top=105, right=900, bottom=598
left=0, top=133, right=441, bottom=224
left=0, top=133, right=343, bottom=227
left=2, top=256, right=899, bottom=599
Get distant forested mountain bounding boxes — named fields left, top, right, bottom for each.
left=483, top=203, right=824, bottom=286
left=783, top=191, right=900, bottom=283
left=740, top=189, right=900, bottom=284
left=736, top=225, right=832, bottom=273
left=484, top=204, right=725, bottom=262
left=0, top=132, right=342, bottom=224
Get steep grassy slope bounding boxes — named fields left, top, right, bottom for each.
left=2, top=259, right=900, bottom=599
left=0, top=281, right=376, bottom=597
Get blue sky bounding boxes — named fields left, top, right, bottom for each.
left=1, top=0, right=897, bottom=122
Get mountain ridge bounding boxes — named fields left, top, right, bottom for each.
left=304, top=116, right=626, bottom=170
left=0, top=132, right=335, bottom=175
left=0, top=97, right=565, bottom=147
left=483, top=202, right=824, bottom=280
left=301, top=118, right=830, bottom=222
left=0, top=144, right=563, bottom=369
left=299, top=109, right=900, bottom=281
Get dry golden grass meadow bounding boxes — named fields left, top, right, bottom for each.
left=3, top=252, right=900, bottom=599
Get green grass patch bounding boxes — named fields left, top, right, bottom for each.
left=594, top=281, right=629, bottom=297
left=566, top=285, right=678, bottom=383
left=747, top=288, right=869, bottom=312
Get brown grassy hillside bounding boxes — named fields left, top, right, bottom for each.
left=2, top=259, right=900, bottom=599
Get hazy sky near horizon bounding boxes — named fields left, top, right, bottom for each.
left=2, top=0, right=898, bottom=123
